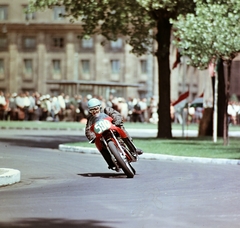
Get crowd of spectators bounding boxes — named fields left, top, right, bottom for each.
left=173, top=100, right=240, bottom=126
left=0, top=90, right=159, bottom=124
left=1, top=90, right=239, bottom=125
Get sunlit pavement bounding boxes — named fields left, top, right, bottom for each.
left=1, top=128, right=240, bottom=187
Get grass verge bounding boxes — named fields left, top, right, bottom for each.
left=1, top=121, right=240, bottom=160
left=65, top=137, right=240, bottom=160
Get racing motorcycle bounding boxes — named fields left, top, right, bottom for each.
left=90, top=113, right=138, bottom=178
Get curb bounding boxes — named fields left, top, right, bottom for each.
left=0, top=168, right=21, bottom=187
left=59, top=145, right=240, bottom=165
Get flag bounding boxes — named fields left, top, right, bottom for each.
left=190, top=92, right=204, bottom=108
left=172, top=91, right=189, bottom=110
left=172, top=48, right=181, bottom=69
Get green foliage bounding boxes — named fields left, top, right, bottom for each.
left=171, top=0, right=240, bottom=69
left=138, top=0, right=196, bottom=17
left=28, top=0, right=196, bottom=55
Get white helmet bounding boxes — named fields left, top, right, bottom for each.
left=87, top=98, right=101, bottom=109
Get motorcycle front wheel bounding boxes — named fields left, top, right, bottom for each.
left=108, top=141, right=135, bottom=178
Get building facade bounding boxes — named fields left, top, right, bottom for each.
left=0, top=0, right=160, bottom=100
left=2, top=0, right=239, bottom=105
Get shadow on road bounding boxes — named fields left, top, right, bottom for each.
left=79, top=172, right=129, bottom=179
left=0, top=218, right=114, bottom=228
left=0, top=135, right=86, bottom=149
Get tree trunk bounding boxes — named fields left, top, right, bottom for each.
left=156, top=17, right=172, bottom=138
left=198, top=108, right=213, bottom=136
left=223, top=60, right=232, bottom=145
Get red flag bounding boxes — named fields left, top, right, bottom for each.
left=172, top=49, right=181, bottom=69
left=172, top=91, right=189, bottom=109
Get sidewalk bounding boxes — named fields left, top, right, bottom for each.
left=0, top=168, right=21, bottom=187
left=59, top=144, right=240, bottom=165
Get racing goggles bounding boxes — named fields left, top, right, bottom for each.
left=89, top=106, right=100, bottom=114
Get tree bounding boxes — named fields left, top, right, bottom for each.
left=28, top=0, right=196, bottom=138
left=172, top=0, right=240, bottom=144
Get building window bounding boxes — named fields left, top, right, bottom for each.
left=52, top=37, right=64, bottom=49
left=24, top=5, right=36, bottom=21
left=24, top=59, right=33, bottom=74
left=52, top=60, right=61, bottom=77
left=0, top=59, right=4, bottom=74
left=0, top=37, right=7, bottom=49
left=23, top=59, right=33, bottom=81
left=111, top=60, right=120, bottom=74
left=110, top=38, right=123, bottom=49
left=0, top=6, right=8, bottom=20
left=140, top=60, right=147, bottom=74
left=81, top=60, right=90, bottom=74
left=23, top=37, right=36, bottom=50
left=53, top=6, right=65, bottom=20
left=82, top=38, right=93, bottom=49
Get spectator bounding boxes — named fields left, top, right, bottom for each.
left=39, top=95, right=48, bottom=121
left=34, top=92, right=42, bottom=121
left=26, top=92, right=36, bottom=121
left=170, top=102, right=175, bottom=122
left=81, top=95, right=92, bottom=117
left=63, top=95, right=74, bottom=121
left=3, top=92, right=10, bottom=120
left=131, top=99, right=142, bottom=122
left=23, top=92, right=31, bottom=121
left=70, top=94, right=81, bottom=122
left=51, top=96, right=61, bottom=122
left=139, top=97, right=148, bottom=122
left=228, top=101, right=239, bottom=125
left=147, top=97, right=158, bottom=122
left=75, top=94, right=87, bottom=121
left=58, top=93, right=66, bottom=121
left=0, top=91, right=6, bottom=120
left=195, top=107, right=203, bottom=123
left=15, top=92, right=25, bottom=121
left=9, top=93, right=18, bottom=120
left=118, top=97, right=128, bottom=122
left=127, top=97, right=134, bottom=122
left=106, top=95, right=114, bottom=108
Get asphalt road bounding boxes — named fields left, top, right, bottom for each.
left=0, top=129, right=240, bottom=228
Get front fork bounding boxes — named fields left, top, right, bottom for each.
left=102, top=130, right=124, bottom=155
left=102, top=130, right=137, bottom=163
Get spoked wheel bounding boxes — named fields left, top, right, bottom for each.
left=108, top=141, right=134, bottom=178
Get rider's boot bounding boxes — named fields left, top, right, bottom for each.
left=118, top=125, right=143, bottom=155
left=123, top=137, right=143, bottom=155
left=99, top=149, right=117, bottom=170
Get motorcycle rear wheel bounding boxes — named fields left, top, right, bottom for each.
left=108, top=141, right=135, bottom=178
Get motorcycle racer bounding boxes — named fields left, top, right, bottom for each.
left=85, top=98, right=143, bottom=170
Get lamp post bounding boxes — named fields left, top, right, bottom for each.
left=181, top=55, right=187, bottom=137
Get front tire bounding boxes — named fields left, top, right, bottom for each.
left=108, top=141, right=134, bottom=178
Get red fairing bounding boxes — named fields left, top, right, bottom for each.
left=90, top=115, right=128, bottom=151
